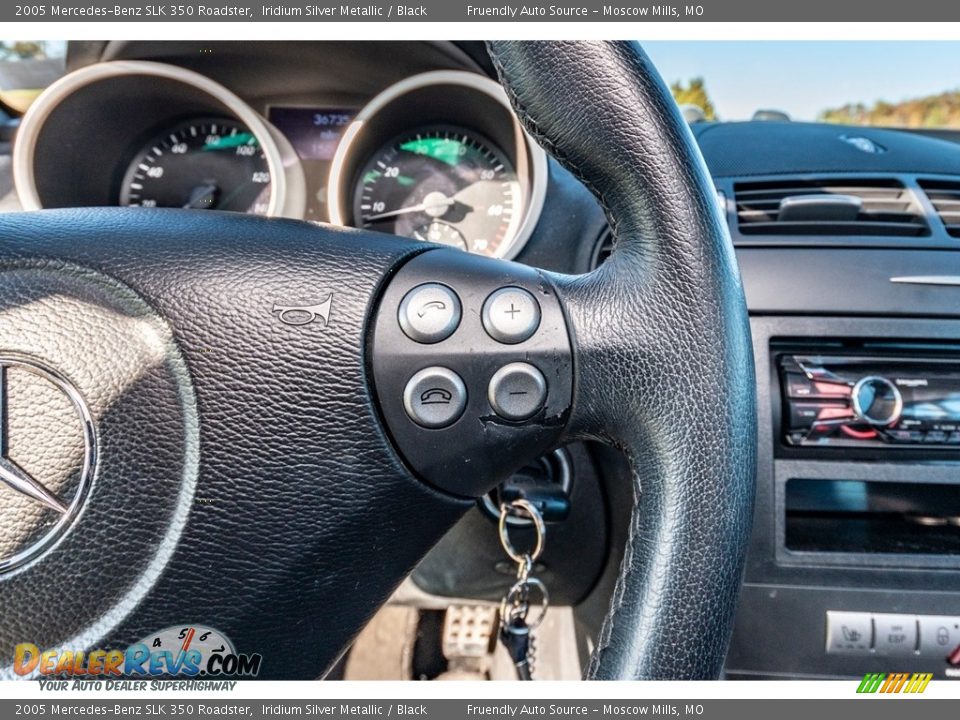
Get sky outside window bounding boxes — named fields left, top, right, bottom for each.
left=644, top=41, right=960, bottom=124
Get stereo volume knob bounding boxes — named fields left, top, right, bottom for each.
left=851, top=376, right=903, bottom=426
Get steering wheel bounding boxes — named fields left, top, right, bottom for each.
left=0, top=41, right=755, bottom=680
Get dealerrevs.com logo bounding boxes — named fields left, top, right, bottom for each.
left=13, top=625, right=262, bottom=679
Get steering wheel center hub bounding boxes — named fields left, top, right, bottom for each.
left=0, top=354, right=96, bottom=574
left=0, top=263, right=199, bottom=678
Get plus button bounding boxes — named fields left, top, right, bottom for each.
left=482, top=287, right=542, bottom=344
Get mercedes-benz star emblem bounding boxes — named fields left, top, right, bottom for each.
left=0, top=356, right=96, bottom=574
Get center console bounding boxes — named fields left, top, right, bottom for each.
left=724, top=271, right=960, bottom=680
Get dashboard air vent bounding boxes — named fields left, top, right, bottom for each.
left=918, top=179, right=960, bottom=238
left=735, top=178, right=928, bottom=237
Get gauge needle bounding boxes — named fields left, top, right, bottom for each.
left=184, top=183, right=220, bottom=209
left=365, top=190, right=459, bottom=222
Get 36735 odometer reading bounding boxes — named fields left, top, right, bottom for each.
left=120, top=118, right=271, bottom=214
left=353, top=127, right=522, bottom=257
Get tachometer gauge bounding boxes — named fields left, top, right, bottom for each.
left=120, top=118, right=271, bottom=214
left=353, top=127, right=522, bottom=257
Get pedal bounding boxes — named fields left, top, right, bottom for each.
left=442, top=605, right=498, bottom=666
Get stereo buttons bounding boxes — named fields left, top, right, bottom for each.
left=851, top=376, right=903, bottom=427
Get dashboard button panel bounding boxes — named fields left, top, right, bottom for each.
left=826, top=611, right=960, bottom=659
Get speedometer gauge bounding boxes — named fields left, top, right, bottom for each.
left=353, top=127, right=522, bottom=257
left=120, top=118, right=271, bottom=214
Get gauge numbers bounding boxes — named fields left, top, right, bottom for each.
left=120, top=118, right=270, bottom=215
left=353, top=127, right=522, bottom=258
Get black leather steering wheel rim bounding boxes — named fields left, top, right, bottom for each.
left=487, top=41, right=757, bottom=679
left=0, top=41, right=755, bottom=681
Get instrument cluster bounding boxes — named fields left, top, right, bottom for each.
left=15, top=63, right=546, bottom=260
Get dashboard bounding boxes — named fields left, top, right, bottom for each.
left=12, top=44, right=548, bottom=261
left=8, top=40, right=960, bottom=682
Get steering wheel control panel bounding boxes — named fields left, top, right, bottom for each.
left=370, top=249, right=573, bottom=497
left=779, top=355, right=960, bottom=449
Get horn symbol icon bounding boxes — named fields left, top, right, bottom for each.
left=272, top=294, right=334, bottom=327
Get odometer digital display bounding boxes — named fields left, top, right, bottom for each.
left=268, top=106, right=357, bottom=222
left=353, top=126, right=522, bottom=257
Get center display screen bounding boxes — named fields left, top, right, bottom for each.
left=268, top=106, right=356, bottom=221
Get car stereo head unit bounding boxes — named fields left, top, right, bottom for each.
left=780, top=355, right=960, bottom=448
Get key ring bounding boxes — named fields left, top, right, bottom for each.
left=498, top=499, right=545, bottom=564
left=500, top=577, right=550, bottom=632
left=515, top=553, right=533, bottom=584
left=495, top=498, right=549, bottom=680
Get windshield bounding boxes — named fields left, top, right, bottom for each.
left=0, top=40, right=65, bottom=114
left=3, top=41, right=960, bottom=129
left=646, top=41, right=960, bottom=128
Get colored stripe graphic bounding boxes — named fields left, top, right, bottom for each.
left=857, top=673, right=885, bottom=693
left=905, top=673, right=933, bottom=694
left=857, top=672, right=932, bottom=694
left=886, top=673, right=909, bottom=693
